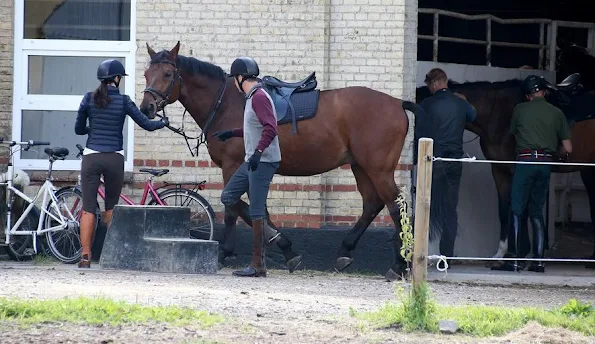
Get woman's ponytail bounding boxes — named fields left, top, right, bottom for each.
left=92, top=81, right=111, bottom=108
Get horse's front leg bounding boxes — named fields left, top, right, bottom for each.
left=218, top=162, right=243, bottom=268
left=490, top=165, right=514, bottom=259
left=219, top=204, right=240, bottom=267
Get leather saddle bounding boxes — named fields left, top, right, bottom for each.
left=544, top=73, right=595, bottom=125
left=261, top=72, right=319, bottom=134
left=545, top=73, right=582, bottom=93
left=262, top=72, right=317, bottom=90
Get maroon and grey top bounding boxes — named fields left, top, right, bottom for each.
left=231, top=86, right=281, bottom=163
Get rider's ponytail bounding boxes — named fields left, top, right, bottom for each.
left=93, top=81, right=110, bottom=108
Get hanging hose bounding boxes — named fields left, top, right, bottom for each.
left=396, top=185, right=414, bottom=263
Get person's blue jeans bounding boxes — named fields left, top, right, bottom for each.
left=220, top=161, right=279, bottom=219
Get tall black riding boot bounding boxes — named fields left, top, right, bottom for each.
left=492, top=213, right=522, bottom=271
left=528, top=216, right=546, bottom=273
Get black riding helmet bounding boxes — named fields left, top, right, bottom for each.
left=230, top=57, right=260, bottom=78
left=97, top=59, right=128, bottom=87
left=521, top=75, right=546, bottom=95
left=229, top=57, right=260, bottom=94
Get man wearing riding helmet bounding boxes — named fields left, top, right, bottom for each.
left=213, top=57, right=281, bottom=277
left=493, top=74, right=572, bottom=273
left=75, top=59, right=168, bottom=268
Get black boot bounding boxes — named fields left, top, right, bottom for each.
left=528, top=216, right=546, bottom=273
left=492, top=213, right=522, bottom=271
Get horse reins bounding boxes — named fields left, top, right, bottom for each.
left=142, top=59, right=228, bottom=157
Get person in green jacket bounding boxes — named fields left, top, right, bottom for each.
left=497, top=75, right=572, bottom=273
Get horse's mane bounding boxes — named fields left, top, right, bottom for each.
left=416, top=78, right=523, bottom=102
left=150, top=50, right=226, bottom=81
left=446, top=78, right=522, bottom=90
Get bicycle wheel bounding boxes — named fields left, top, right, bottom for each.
left=44, top=187, right=98, bottom=263
left=150, top=188, right=216, bottom=240
left=3, top=205, right=41, bottom=261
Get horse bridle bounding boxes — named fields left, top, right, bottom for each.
left=141, top=59, right=229, bottom=156
left=142, top=60, right=182, bottom=112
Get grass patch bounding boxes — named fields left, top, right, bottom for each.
left=353, top=283, right=595, bottom=337
left=32, top=254, right=57, bottom=266
left=0, top=296, right=223, bottom=328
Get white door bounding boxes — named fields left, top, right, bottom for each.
left=13, top=0, right=137, bottom=171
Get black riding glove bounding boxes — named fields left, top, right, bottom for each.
left=213, top=130, right=234, bottom=142
left=161, top=117, right=169, bottom=127
left=248, top=150, right=262, bottom=171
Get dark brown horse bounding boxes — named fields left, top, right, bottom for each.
left=139, top=41, right=422, bottom=280
left=416, top=76, right=595, bottom=268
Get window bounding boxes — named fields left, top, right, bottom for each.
left=13, top=0, right=136, bottom=171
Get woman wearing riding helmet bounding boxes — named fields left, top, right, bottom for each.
left=74, top=59, right=168, bottom=268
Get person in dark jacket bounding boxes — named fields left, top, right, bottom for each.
left=420, top=68, right=477, bottom=265
left=74, top=59, right=168, bottom=268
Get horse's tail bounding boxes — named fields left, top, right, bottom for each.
left=401, top=100, right=443, bottom=241
left=401, top=100, right=423, bottom=116
left=401, top=101, right=421, bottom=131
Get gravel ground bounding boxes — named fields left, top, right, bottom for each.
left=0, top=262, right=594, bottom=343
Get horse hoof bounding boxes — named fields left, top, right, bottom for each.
left=287, top=255, right=303, bottom=273
left=527, top=264, right=545, bottom=273
left=385, top=267, right=406, bottom=282
left=218, top=252, right=237, bottom=269
left=335, top=257, right=353, bottom=272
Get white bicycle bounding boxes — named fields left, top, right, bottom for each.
left=0, top=139, right=84, bottom=263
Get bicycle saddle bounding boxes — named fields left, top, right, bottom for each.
left=45, top=147, right=69, bottom=159
left=139, top=168, right=169, bottom=177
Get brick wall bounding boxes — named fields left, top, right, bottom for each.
left=134, top=0, right=418, bottom=228
left=3, top=1, right=418, bottom=229
left=0, top=0, right=13, bottom=141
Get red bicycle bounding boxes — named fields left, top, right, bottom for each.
left=43, top=145, right=216, bottom=263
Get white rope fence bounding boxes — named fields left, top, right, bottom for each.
left=422, top=151, right=595, bottom=274
left=410, top=139, right=594, bottom=288
left=431, top=156, right=595, bottom=167
left=427, top=255, right=595, bottom=273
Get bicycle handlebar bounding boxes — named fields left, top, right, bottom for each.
left=0, top=138, right=50, bottom=148
left=76, top=144, right=84, bottom=159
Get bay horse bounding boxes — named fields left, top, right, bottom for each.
left=139, top=41, right=423, bottom=280
left=416, top=77, right=595, bottom=269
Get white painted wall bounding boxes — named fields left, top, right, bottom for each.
left=414, top=61, right=585, bottom=258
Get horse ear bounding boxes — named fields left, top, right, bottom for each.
left=146, top=43, right=156, bottom=59
left=169, top=41, right=181, bottom=61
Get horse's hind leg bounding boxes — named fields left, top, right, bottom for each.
left=335, top=165, right=385, bottom=272
left=366, top=170, right=410, bottom=281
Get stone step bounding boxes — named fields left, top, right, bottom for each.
left=138, top=205, right=194, bottom=239
left=99, top=205, right=218, bottom=274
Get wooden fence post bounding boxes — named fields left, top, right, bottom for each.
left=413, top=138, right=434, bottom=290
